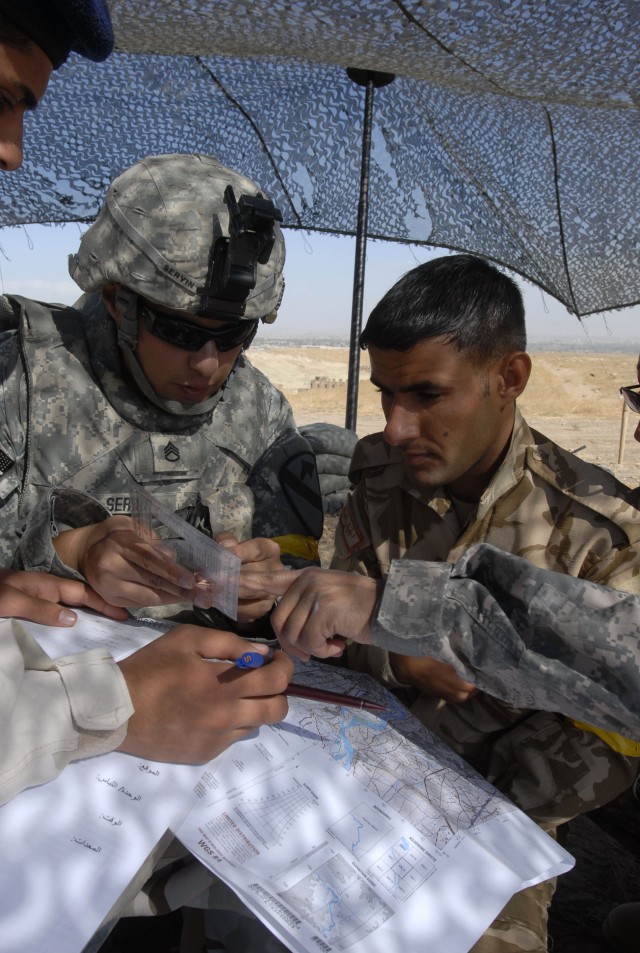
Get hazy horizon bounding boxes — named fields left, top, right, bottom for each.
left=1, top=223, right=638, bottom=346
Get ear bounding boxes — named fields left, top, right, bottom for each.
left=101, top=282, right=121, bottom=323
left=496, top=351, right=531, bottom=404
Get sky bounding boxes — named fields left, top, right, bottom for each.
left=0, top=221, right=638, bottom=349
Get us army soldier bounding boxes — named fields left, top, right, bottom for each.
left=0, top=154, right=323, bottom=629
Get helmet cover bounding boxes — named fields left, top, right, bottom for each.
left=69, top=153, right=285, bottom=323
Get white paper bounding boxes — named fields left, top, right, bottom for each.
left=0, top=613, right=208, bottom=953
left=0, top=614, right=574, bottom=953
left=175, top=663, right=574, bottom=953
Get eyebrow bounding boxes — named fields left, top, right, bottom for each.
left=17, top=82, right=38, bottom=110
left=370, top=375, right=442, bottom=394
left=3, top=82, right=39, bottom=111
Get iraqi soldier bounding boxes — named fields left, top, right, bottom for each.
left=0, top=153, right=323, bottom=631
left=251, top=254, right=640, bottom=953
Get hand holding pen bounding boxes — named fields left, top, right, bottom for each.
left=117, top=626, right=293, bottom=766
left=235, top=647, right=388, bottom=713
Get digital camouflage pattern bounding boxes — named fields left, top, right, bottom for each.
left=69, top=153, right=285, bottom=322
left=334, top=409, right=640, bottom=953
left=0, top=294, right=321, bottom=615
left=374, top=542, right=640, bottom=739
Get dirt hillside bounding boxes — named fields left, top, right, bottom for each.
left=249, top=346, right=640, bottom=487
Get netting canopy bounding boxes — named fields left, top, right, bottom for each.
left=2, top=0, right=639, bottom=317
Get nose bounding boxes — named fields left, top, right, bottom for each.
left=188, top=339, right=220, bottom=375
left=383, top=401, right=421, bottom=446
left=0, top=111, right=24, bottom=172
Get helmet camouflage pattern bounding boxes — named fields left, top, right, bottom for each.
left=69, top=153, right=285, bottom=323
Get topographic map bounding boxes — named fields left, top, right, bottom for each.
left=176, top=661, right=573, bottom=953
left=0, top=611, right=572, bottom=953
left=288, top=661, right=507, bottom=851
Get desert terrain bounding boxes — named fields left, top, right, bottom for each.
left=250, top=343, right=640, bottom=488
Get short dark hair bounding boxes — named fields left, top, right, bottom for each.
left=360, top=254, right=526, bottom=365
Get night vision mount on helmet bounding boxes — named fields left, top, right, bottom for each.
left=204, top=185, right=283, bottom=320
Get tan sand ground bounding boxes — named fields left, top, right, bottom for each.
left=249, top=346, right=640, bottom=488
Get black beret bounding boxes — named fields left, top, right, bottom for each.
left=0, top=0, right=114, bottom=69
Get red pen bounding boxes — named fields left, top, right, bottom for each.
left=285, top=683, right=388, bottom=712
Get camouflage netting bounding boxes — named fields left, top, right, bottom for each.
left=1, top=0, right=639, bottom=317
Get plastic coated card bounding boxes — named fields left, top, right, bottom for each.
left=131, top=485, right=240, bottom=620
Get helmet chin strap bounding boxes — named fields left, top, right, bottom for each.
left=114, top=288, right=222, bottom=417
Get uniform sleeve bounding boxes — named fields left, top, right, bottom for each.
left=332, top=487, right=403, bottom=686
left=0, top=620, right=133, bottom=806
left=331, top=485, right=381, bottom=577
left=190, top=370, right=324, bottom=575
left=0, top=331, right=28, bottom=566
left=248, top=428, right=323, bottom=569
left=234, top=377, right=323, bottom=569
left=372, top=542, right=640, bottom=738
left=13, top=488, right=112, bottom=577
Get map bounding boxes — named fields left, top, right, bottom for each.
left=280, top=852, right=394, bottom=949
left=175, top=661, right=573, bottom=953
left=287, top=662, right=506, bottom=850
left=0, top=612, right=570, bottom=953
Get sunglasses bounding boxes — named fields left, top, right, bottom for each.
left=620, top=384, right=640, bottom=414
left=140, top=303, right=258, bottom=352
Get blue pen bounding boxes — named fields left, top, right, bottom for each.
left=234, top=647, right=274, bottom=669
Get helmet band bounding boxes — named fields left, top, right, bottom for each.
left=106, top=191, right=278, bottom=315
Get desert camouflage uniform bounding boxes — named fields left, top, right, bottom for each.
left=334, top=409, right=640, bottom=953
left=0, top=293, right=322, bottom=621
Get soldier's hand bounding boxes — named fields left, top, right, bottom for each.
left=390, top=654, right=478, bottom=704
left=244, top=566, right=380, bottom=661
left=0, top=569, right=129, bottom=626
left=53, top=517, right=212, bottom=609
left=216, top=534, right=284, bottom=623
left=117, top=626, right=293, bottom=763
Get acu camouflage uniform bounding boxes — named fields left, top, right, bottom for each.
left=335, top=408, right=640, bottom=953
left=374, top=541, right=640, bottom=742
left=0, top=293, right=322, bottom=623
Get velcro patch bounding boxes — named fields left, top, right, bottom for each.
left=280, top=450, right=324, bottom=538
left=337, top=501, right=366, bottom=554
left=0, top=448, right=15, bottom=476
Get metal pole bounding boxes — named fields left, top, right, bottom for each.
left=344, top=69, right=394, bottom=433
left=618, top=400, right=629, bottom=464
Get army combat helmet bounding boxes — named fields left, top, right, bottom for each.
left=69, top=154, right=285, bottom=415
left=70, top=152, right=285, bottom=329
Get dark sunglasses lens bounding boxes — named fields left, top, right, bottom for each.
left=621, top=387, right=640, bottom=413
left=212, top=323, right=257, bottom=351
left=153, top=316, right=208, bottom=351
left=145, top=309, right=255, bottom=352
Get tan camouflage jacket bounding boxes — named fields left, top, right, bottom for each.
left=335, top=409, right=640, bottom=696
